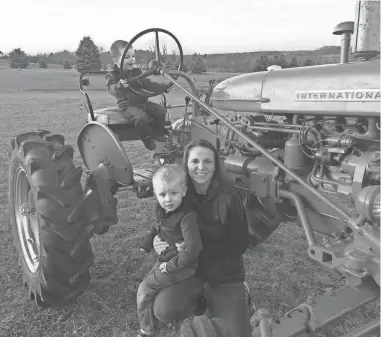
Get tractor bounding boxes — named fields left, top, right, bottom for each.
left=7, top=0, right=380, bottom=336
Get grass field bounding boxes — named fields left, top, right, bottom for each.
left=0, top=67, right=379, bottom=337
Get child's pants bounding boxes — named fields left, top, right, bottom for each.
left=122, top=101, right=167, bottom=139
left=137, top=261, right=195, bottom=334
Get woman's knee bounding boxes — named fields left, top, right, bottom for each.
left=152, top=276, right=203, bottom=323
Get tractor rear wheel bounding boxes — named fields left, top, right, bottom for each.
left=8, top=130, right=94, bottom=307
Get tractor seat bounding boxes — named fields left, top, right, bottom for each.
left=87, top=107, right=134, bottom=125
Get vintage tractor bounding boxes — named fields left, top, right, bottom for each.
left=7, top=0, right=380, bottom=336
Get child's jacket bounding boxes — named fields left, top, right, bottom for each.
left=140, top=200, right=202, bottom=273
left=106, top=65, right=169, bottom=110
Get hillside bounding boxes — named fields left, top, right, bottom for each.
left=1, top=46, right=342, bottom=73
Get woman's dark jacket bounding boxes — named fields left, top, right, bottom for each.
left=186, top=182, right=249, bottom=285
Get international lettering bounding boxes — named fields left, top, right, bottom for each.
left=295, top=89, right=380, bottom=102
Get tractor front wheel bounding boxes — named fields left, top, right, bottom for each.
left=8, top=130, right=94, bottom=307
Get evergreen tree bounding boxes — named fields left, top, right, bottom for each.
left=75, top=36, right=101, bottom=73
left=9, top=48, right=29, bottom=69
left=38, top=59, right=48, bottom=68
left=189, top=53, right=207, bottom=74
left=63, top=60, right=72, bottom=69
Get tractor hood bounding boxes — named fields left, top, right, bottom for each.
left=211, top=60, right=380, bottom=116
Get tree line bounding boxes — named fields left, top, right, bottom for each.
left=2, top=36, right=341, bottom=73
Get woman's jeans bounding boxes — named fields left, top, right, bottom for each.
left=152, top=275, right=251, bottom=337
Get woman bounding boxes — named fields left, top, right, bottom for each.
left=151, top=139, right=251, bottom=336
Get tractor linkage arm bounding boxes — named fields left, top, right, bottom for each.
left=250, top=277, right=379, bottom=337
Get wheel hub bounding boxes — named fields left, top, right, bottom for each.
left=14, top=168, right=40, bottom=273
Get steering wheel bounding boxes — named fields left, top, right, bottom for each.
left=120, top=28, right=184, bottom=97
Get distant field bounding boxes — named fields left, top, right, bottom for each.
left=0, top=68, right=378, bottom=337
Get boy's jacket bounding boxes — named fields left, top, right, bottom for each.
left=140, top=200, right=202, bottom=273
left=106, top=65, right=169, bottom=110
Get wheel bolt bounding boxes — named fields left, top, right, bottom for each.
left=21, top=203, right=30, bottom=216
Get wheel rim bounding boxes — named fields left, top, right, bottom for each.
left=14, top=167, right=40, bottom=273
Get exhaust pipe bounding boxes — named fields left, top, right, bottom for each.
left=333, top=21, right=354, bottom=64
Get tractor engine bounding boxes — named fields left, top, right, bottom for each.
left=200, top=112, right=380, bottom=235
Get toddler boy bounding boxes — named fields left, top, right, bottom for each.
left=106, top=40, right=172, bottom=150
left=136, top=164, right=202, bottom=337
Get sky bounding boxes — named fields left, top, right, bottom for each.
left=2, top=0, right=359, bottom=55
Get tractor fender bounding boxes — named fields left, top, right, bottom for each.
left=77, top=121, right=133, bottom=186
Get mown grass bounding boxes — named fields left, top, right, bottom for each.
left=0, top=68, right=379, bottom=337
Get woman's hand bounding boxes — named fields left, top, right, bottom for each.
left=159, top=262, right=168, bottom=274
left=175, top=242, right=185, bottom=252
left=153, top=235, right=169, bottom=254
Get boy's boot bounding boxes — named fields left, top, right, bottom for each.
left=141, top=136, right=156, bottom=151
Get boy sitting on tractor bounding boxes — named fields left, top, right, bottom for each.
left=106, top=40, right=172, bottom=150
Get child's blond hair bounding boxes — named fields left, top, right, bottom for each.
left=152, top=164, right=187, bottom=188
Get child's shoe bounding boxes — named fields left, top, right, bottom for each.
left=136, top=329, right=154, bottom=337
left=141, top=136, right=156, bottom=151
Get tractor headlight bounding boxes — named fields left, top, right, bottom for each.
left=355, top=186, right=380, bottom=223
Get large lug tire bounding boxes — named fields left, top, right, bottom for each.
left=8, top=130, right=94, bottom=307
